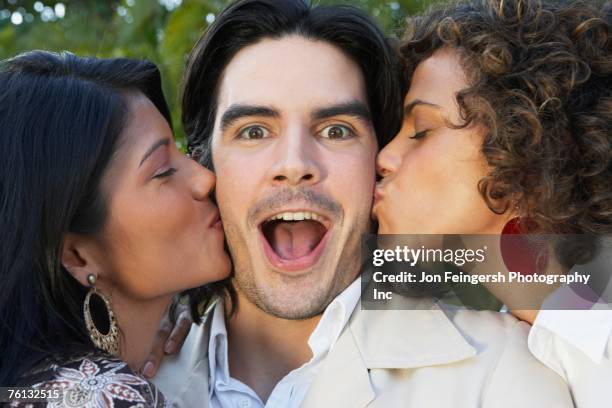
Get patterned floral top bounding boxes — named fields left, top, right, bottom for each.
left=13, top=355, right=167, bottom=408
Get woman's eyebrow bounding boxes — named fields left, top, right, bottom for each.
left=403, top=99, right=442, bottom=117
left=139, top=138, right=170, bottom=167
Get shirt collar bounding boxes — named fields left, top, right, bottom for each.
left=207, top=278, right=362, bottom=391
left=532, top=308, right=612, bottom=364
left=307, top=278, right=361, bottom=358
left=208, top=301, right=231, bottom=393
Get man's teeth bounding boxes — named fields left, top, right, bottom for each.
left=266, top=211, right=323, bottom=222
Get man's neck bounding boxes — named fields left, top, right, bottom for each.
left=226, top=294, right=321, bottom=403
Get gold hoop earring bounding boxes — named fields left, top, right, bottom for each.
left=83, top=274, right=120, bottom=356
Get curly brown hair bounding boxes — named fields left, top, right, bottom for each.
left=400, top=0, right=611, bottom=234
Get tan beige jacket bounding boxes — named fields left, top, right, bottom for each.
left=154, top=296, right=573, bottom=407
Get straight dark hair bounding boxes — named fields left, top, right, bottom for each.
left=0, top=51, right=172, bottom=384
left=181, top=0, right=404, bottom=319
left=183, top=0, right=404, bottom=167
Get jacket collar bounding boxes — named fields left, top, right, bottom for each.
left=152, top=309, right=213, bottom=408
left=301, top=290, right=476, bottom=407
left=351, top=295, right=477, bottom=369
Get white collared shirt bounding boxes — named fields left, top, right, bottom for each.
left=208, top=278, right=361, bottom=408
left=529, top=307, right=612, bottom=371
left=525, top=239, right=612, bottom=407
left=527, top=237, right=612, bottom=373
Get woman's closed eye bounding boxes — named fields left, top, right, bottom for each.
left=410, top=130, right=429, bottom=140
left=153, top=167, right=177, bottom=179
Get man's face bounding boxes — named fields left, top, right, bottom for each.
left=211, top=36, right=376, bottom=319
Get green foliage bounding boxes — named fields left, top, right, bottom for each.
left=0, top=0, right=431, bottom=147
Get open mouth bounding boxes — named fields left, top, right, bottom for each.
left=259, top=211, right=331, bottom=272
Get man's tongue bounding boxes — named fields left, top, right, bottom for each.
left=267, top=221, right=325, bottom=260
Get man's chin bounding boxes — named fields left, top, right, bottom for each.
left=236, top=274, right=334, bottom=320
left=260, top=302, right=327, bottom=320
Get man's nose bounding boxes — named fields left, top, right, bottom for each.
left=267, top=127, right=321, bottom=187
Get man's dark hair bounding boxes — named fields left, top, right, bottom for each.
left=182, top=0, right=403, bottom=168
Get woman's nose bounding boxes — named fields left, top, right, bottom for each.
left=376, top=143, right=401, bottom=178
left=190, top=160, right=216, bottom=200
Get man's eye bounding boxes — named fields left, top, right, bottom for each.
left=153, top=168, right=177, bottom=179
left=320, top=125, right=354, bottom=140
left=237, top=125, right=269, bottom=140
left=410, top=130, right=429, bottom=140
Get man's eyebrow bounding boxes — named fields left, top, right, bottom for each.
left=311, top=101, right=371, bottom=123
left=139, top=138, right=169, bottom=167
left=220, top=104, right=280, bottom=131
left=403, top=99, right=442, bottom=117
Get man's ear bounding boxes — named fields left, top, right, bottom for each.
left=61, top=233, right=103, bottom=287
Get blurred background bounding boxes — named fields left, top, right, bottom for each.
left=0, top=0, right=433, bottom=145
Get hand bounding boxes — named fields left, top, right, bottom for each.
left=141, top=299, right=193, bottom=379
